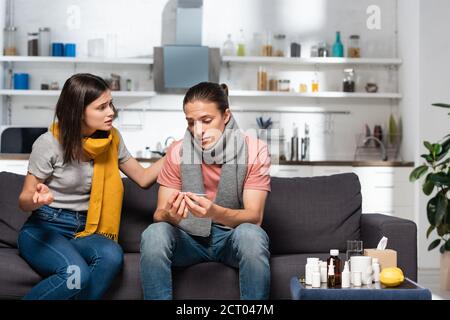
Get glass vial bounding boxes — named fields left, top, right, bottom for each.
left=38, top=27, right=51, bottom=56
left=27, top=32, right=39, bottom=56
left=4, top=26, right=17, bottom=56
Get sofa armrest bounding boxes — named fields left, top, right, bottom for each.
left=360, top=214, right=417, bottom=281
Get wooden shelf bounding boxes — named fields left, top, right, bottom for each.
left=0, top=56, right=153, bottom=65
left=222, top=56, right=402, bottom=66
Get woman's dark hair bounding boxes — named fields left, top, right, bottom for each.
left=54, top=73, right=116, bottom=163
left=183, top=82, right=229, bottom=113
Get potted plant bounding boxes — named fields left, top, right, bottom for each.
left=410, top=103, right=450, bottom=290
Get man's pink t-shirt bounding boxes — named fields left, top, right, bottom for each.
left=157, top=134, right=271, bottom=201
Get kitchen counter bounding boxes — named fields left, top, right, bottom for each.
left=278, top=160, right=415, bottom=167
left=0, top=154, right=414, bottom=167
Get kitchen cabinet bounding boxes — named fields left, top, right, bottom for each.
left=0, top=160, right=28, bottom=175
left=270, top=165, right=313, bottom=178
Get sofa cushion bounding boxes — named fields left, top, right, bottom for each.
left=0, top=248, right=40, bottom=299
left=262, top=173, right=362, bottom=254
left=118, top=178, right=157, bottom=252
left=0, top=172, right=30, bottom=248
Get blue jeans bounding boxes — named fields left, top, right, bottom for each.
left=140, top=222, right=270, bottom=300
left=17, top=205, right=123, bottom=300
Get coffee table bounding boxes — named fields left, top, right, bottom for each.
left=290, top=276, right=432, bottom=300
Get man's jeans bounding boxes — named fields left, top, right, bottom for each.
left=17, top=205, right=123, bottom=300
left=140, top=222, right=270, bottom=300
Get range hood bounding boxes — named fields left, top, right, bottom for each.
left=154, top=0, right=220, bottom=93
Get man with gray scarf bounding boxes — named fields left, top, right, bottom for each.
left=140, top=82, right=271, bottom=300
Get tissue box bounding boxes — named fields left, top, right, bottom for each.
left=364, top=249, right=397, bottom=270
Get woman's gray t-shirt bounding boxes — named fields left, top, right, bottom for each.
left=28, top=131, right=132, bottom=211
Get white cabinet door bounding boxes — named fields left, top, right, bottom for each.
left=270, top=165, right=313, bottom=177
left=0, top=160, right=29, bottom=175
left=352, top=167, right=414, bottom=219
left=312, top=166, right=353, bottom=177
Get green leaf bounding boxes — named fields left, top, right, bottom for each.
left=429, top=173, right=450, bottom=187
left=432, top=103, right=450, bottom=109
left=437, top=224, right=449, bottom=237
left=424, top=141, right=433, bottom=153
left=409, top=165, right=429, bottom=182
left=427, top=197, right=437, bottom=225
left=440, top=244, right=446, bottom=254
left=423, top=179, right=435, bottom=196
left=426, top=225, right=435, bottom=239
left=428, top=238, right=441, bottom=251
left=420, top=154, right=434, bottom=163
left=435, top=193, right=449, bottom=225
left=446, top=239, right=450, bottom=251
left=433, top=144, right=443, bottom=157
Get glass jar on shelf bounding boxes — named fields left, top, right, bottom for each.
left=278, top=79, right=290, bottom=92
left=38, top=27, right=51, bottom=56
left=348, top=35, right=361, bottom=58
left=257, top=66, right=268, bottom=91
left=27, top=32, right=39, bottom=56
left=4, top=26, right=17, bottom=56
left=250, top=32, right=263, bottom=56
left=261, top=31, right=273, bottom=56
left=273, top=34, right=287, bottom=57
left=343, top=68, right=356, bottom=92
left=318, top=41, right=329, bottom=57
left=269, top=76, right=278, bottom=91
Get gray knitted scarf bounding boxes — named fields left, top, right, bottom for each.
left=179, top=115, right=248, bottom=237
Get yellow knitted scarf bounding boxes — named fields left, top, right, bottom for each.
left=50, top=123, right=123, bottom=242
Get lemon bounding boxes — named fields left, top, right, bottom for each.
left=380, top=267, right=405, bottom=287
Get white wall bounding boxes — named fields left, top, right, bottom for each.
left=417, top=0, right=450, bottom=269
left=398, top=0, right=450, bottom=269
left=3, top=0, right=401, bottom=161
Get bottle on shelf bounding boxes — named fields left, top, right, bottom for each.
left=332, top=31, right=344, bottom=57
left=311, top=72, right=319, bottom=92
left=236, top=29, right=246, bottom=56
left=222, top=33, right=236, bottom=56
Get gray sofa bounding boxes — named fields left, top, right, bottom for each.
left=0, top=171, right=417, bottom=299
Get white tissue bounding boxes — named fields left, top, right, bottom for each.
left=376, top=236, right=388, bottom=250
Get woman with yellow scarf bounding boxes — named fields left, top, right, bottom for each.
left=17, top=73, right=165, bottom=299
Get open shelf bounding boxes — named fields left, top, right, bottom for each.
left=229, top=90, right=402, bottom=99
left=0, top=89, right=156, bottom=98
left=222, top=56, right=402, bottom=66
left=0, top=56, right=153, bottom=65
